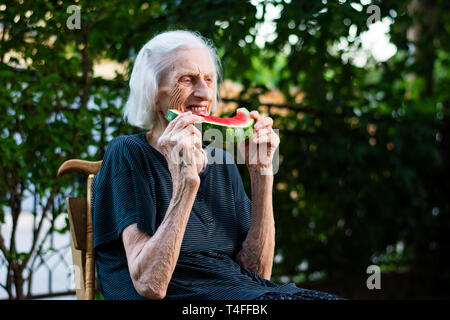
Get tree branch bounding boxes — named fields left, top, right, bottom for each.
left=0, top=233, right=9, bottom=260
left=22, top=185, right=59, bottom=269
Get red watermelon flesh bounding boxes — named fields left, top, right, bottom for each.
left=165, top=107, right=254, bottom=142
left=200, top=112, right=248, bottom=126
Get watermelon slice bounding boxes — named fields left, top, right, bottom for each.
left=165, top=107, right=254, bottom=143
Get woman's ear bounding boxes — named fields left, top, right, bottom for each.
left=153, top=97, right=169, bottom=120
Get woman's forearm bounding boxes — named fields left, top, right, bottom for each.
left=126, top=175, right=199, bottom=299
left=236, top=171, right=275, bottom=280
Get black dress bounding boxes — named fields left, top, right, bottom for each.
left=91, top=132, right=344, bottom=300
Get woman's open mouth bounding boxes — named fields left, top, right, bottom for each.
left=185, top=105, right=208, bottom=116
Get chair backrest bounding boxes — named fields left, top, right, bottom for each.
left=58, top=159, right=102, bottom=300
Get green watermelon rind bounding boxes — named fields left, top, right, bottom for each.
left=165, top=108, right=254, bottom=143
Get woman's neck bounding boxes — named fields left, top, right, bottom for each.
left=146, top=112, right=168, bottom=149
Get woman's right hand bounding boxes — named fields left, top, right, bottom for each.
left=157, top=111, right=206, bottom=184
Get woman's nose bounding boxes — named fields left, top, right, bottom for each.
left=193, top=79, right=212, bottom=100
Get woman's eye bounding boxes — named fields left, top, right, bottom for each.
left=180, top=77, right=192, bottom=84
left=205, top=77, right=214, bottom=85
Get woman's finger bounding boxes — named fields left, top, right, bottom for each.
left=255, top=130, right=279, bottom=148
left=166, top=110, right=191, bottom=130
left=270, top=130, right=280, bottom=146
left=171, top=124, right=196, bottom=142
left=191, top=130, right=203, bottom=150
left=181, top=126, right=203, bottom=149
left=255, top=135, right=269, bottom=144
left=249, top=130, right=259, bottom=145
left=160, top=112, right=189, bottom=143
left=192, top=123, right=202, bottom=141
left=254, top=127, right=272, bottom=137
left=254, top=116, right=273, bottom=130
left=171, top=113, right=204, bottom=133
left=250, top=110, right=261, bottom=122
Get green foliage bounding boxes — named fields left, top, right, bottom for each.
left=236, top=0, right=450, bottom=295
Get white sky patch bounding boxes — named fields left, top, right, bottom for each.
left=251, top=1, right=397, bottom=67
left=331, top=17, right=397, bottom=67
left=93, top=59, right=128, bottom=79
left=0, top=209, right=74, bottom=299
left=251, top=0, right=283, bottom=48
left=358, top=17, right=397, bottom=65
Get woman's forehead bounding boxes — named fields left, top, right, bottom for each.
left=170, top=48, right=215, bottom=77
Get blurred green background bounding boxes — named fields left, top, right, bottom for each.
left=1, top=0, right=449, bottom=299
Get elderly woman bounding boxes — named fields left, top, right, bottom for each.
left=92, top=30, right=343, bottom=300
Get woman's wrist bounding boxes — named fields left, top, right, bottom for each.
left=248, top=165, right=274, bottom=178
left=172, top=167, right=200, bottom=190
left=249, top=169, right=274, bottom=197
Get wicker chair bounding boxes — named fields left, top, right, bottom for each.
left=57, top=159, right=102, bottom=300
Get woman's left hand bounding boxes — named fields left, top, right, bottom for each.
left=238, top=110, right=280, bottom=175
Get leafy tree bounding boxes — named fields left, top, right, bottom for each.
left=238, top=0, right=450, bottom=297
left=0, top=0, right=257, bottom=299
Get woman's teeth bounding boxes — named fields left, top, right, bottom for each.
left=187, top=106, right=206, bottom=112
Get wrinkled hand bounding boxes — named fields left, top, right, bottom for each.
left=157, top=111, right=207, bottom=182
left=238, top=111, right=280, bottom=175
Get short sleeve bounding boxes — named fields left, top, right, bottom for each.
left=91, top=137, right=157, bottom=248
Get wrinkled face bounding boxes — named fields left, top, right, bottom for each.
left=156, top=47, right=215, bottom=118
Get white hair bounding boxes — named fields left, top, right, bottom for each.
left=123, top=30, right=222, bottom=129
